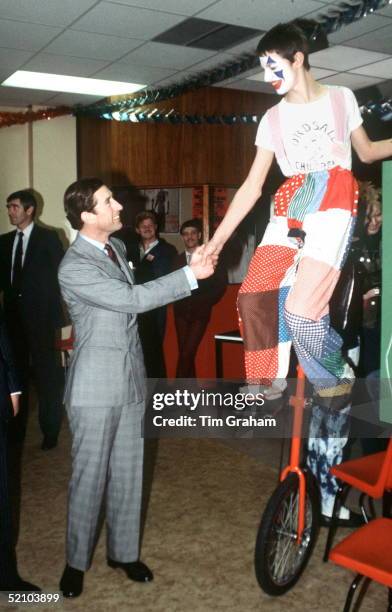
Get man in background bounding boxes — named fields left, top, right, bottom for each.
left=173, top=219, right=226, bottom=378
left=0, top=190, right=65, bottom=450
left=132, top=211, right=177, bottom=377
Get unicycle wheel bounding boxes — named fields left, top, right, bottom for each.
left=254, top=472, right=319, bottom=596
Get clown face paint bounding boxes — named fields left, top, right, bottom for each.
left=260, top=53, right=295, bottom=95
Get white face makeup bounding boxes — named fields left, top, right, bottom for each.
left=260, top=53, right=295, bottom=95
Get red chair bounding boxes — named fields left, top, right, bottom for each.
left=324, top=438, right=392, bottom=562
left=55, top=327, right=74, bottom=371
left=329, top=518, right=392, bottom=611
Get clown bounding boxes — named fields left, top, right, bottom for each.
left=203, top=20, right=392, bottom=525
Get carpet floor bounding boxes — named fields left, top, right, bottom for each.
left=2, top=410, right=387, bottom=612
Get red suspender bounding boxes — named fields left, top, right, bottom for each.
left=329, top=87, right=346, bottom=142
left=267, top=103, right=285, bottom=161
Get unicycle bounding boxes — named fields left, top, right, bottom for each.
left=254, top=366, right=320, bottom=595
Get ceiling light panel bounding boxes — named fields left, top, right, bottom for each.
left=2, top=71, right=146, bottom=96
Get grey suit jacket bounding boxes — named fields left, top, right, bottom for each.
left=58, top=235, right=191, bottom=408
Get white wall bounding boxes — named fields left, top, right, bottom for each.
left=0, top=122, right=29, bottom=232
left=0, top=114, right=77, bottom=244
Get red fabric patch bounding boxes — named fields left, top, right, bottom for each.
left=318, top=167, right=358, bottom=216
left=244, top=347, right=278, bottom=385
left=239, top=246, right=296, bottom=293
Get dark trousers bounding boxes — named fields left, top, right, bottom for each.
left=6, top=309, right=63, bottom=442
left=175, top=315, right=210, bottom=378
left=138, top=308, right=167, bottom=378
left=0, top=419, right=17, bottom=587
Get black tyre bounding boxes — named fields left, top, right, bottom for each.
left=254, top=472, right=319, bottom=596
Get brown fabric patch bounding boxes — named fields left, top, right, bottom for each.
left=238, top=290, right=278, bottom=351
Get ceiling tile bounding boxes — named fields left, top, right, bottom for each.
left=0, top=19, right=61, bottom=52
left=225, top=34, right=263, bottom=57
left=0, top=86, right=56, bottom=105
left=45, top=30, right=143, bottom=61
left=46, top=92, right=105, bottom=106
left=152, top=70, right=193, bottom=87
left=0, top=48, right=34, bottom=80
left=197, top=0, right=325, bottom=30
left=311, top=45, right=390, bottom=70
left=186, top=52, right=235, bottom=71
left=342, top=23, right=392, bottom=54
left=94, top=63, right=176, bottom=85
left=351, top=57, right=392, bottom=79
left=23, top=53, right=110, bottom=77
left=0, top=0, right=98, bottom=27
left=121, top=41, right=216, bottom=70
left=107, top=0, right=215, bottom=15
left=319, top=72, right=384, bottom=89
left=310, top=66, right=339, bottom=79
left=328, top=14, right=390, bottom=45
left=72, top=2, right=186, bottom=39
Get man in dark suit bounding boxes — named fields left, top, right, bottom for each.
left=173, top=219, right=227, bottom=378
left=0, top=305, right=41, bottom=592
left=0, top=190, right=65, bottom=450
left=132, top=211, right=177, bottom=377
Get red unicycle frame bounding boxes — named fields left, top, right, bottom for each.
left=254, top=365, right=320, bottom=596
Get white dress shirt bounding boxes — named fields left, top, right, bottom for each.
left=11, top=221, right=34, bottom=281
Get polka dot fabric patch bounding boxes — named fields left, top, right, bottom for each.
left=274, top=174, right=305, bottom=217
left=240, top=245, right=296, bottom=293
left=244, top=347, right=278, bottom=386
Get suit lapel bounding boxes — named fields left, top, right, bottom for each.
left=110, top=240, right=134, bottom=283
left=22, top=224, right=39, bottom=273
left=74, top=235, right=131, bottom=282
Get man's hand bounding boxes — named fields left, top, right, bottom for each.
left=190, top=246, right=218, bottom=279
left=10, top=393, right=20, bottom=417
left=201, top=240, right=223, bottom=265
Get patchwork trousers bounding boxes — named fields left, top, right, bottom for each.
left=238, top=167, right=358, bottom=513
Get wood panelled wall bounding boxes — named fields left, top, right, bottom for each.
left=77, top=86, right=275, bottom=186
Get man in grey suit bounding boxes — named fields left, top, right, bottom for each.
left=58, top=178, right=216, bottom=598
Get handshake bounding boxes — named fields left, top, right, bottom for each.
left=188, top=242, right=221, bottom=280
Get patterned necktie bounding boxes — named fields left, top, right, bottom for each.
left=105, top=243, right=120, bottom=268
left=12, top=231, right=24, bottom=292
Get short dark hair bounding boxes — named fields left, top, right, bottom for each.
left=180, top=219, right=202, bottom=235
left=7, top=190, right=37, bottom=217
left=135, top=210, right=157, bottom=228
left=257, top=20, right=324, bottom=71
left=64, top=178, right=104, bottom=230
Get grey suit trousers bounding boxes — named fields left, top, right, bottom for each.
left=66, top=401, right=144, bottom=571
